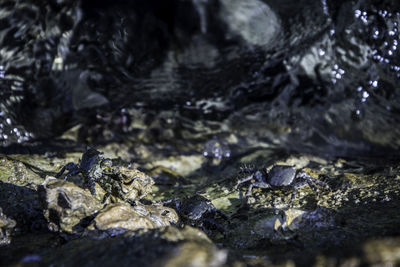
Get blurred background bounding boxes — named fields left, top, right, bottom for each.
left=0, top=0, right=399, bottom=160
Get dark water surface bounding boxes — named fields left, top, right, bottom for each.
left=0, top=0, right=399, bottom=159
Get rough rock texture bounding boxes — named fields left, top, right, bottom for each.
left=1, top=147, right=400, bottom=266
left=110, top=166, right=155, bottom=202
left=39, top=177, right=178, bottom=236
left=38, top=178, right=103, bottom=233
left=88, top=202, right=178, bottom=234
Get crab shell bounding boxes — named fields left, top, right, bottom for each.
left=267, top=165, right=296, bottom=187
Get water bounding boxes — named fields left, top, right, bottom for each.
left=0, top=0, right=399, bottom=159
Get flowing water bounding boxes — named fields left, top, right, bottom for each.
left=0, top=0, right=399, bottom=158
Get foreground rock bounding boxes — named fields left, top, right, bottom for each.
left=37, top=226, right=227, bottom=267
left=2, top=147, right=400, bottom=266
left=87, top=202, right=178, bottom=234
left=38, top=178, right=103, bottom=233
left=39, top=178, right=178, bottom=236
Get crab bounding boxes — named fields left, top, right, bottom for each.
left=55, top=148, right=143, bottom=203
left=164, top=195, right=228, bottom=236
left=235, top=165, right=329, bottom=200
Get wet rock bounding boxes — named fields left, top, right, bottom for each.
left=226, top=208, right=286, bottom=248
left=0, top=156, right=43, bottom=187
left=150, top=155, right=205, bottom=177
left=160, top=241, right=227, bottom=267
left=113, top=166, right=154, bottom=202
left=0, top=207, right=16, bottom=245
left=87, top=202, right=178, bottom=234
left=363, top=238, right=400, bottom=265
left=39, top=175, right=178, bottom=236
left=38, top=178, right=103, bottom=233
left=41, top=226, right=227, bottom=267
left=148, top=165, right=186, bottom=187
left=0, top=156, right=47, bottom=233
left=143, top=226, right=228, bottom=267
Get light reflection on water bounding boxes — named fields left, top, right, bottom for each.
left=0, top=0, right=398, bottom=159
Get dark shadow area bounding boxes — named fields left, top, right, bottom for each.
left=40, top=228, right=180, bottom=267
left=0, top=182, right=48, bottom=233
left=0, top=139, right=82, bottom=155
left=0, top=182, right=57, bottom=266
left=228, top=197, right=400, bottom=266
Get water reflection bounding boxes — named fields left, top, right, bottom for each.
left=0, top=0, right=398, bottom=158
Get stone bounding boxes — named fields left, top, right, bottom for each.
left=38, top=178, right=103, bottom=233
left=88, top=202, right=178, bottom=234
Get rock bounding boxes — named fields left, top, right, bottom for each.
left=41, top=226, right=227, bottom=267
left=114, top=166, right=154, bottom=202
left=158, top=226, right=227, bottom=267
left=0, top=156, right=42, bottom=187
left=0, top=156, right=47, bottom=233
left=38, top=178, right=103, bottom=233
left=160, top=241, right=227, bottom=267
left=39, top=176, right=178, bottom=236
left=88, top=202, right=178, bottom=234
left=363, top=238, right=400, bottom=265
left=0, top=207, right=16, bottom=245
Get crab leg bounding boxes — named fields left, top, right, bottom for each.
left=87, top=176, right=96, bottom=195
left=55, top=162, right=80, bottom=179
left=235, top=174, right=254, bottom=189
left=297, top=172, right=330, bottom=190
left=245, top=181, right=271, bottom=196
